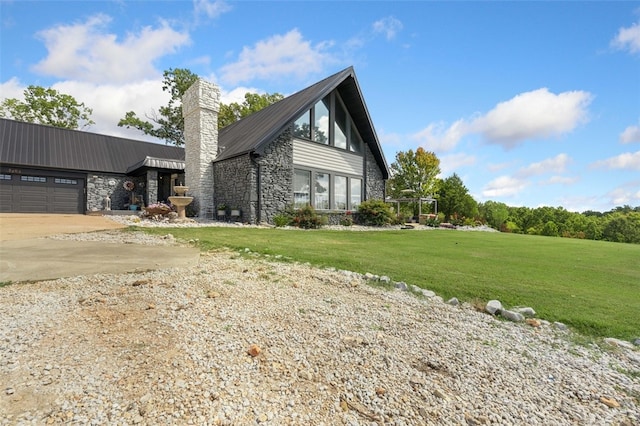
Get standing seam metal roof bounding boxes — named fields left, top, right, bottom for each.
left=0, top=118, right=185, bottom=174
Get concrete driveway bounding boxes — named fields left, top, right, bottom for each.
left=0, top=214, right=200, bottom=282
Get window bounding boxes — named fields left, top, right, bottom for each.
left=21, top=175, right=46, bottom=183
left=313, top=97, right=330, bottom=144
left=314, top=173, right=329, bottom=210
left=294, top=91, right=366, bottom=154
left=54, top=178, right=77, bottom=185
left=293, top=111, right=310, bottom=139
left=334, top=176, right=347, bottom=210
left=0, top=174, right=11, bottom=180
left=349, top=122, right=363, bottom=153
left=293, top=170, right=310, bottom=208
left=334, top=100, right=347, bottom=150
left=350, top=178, right=362, bottom=209
left=294, top=169, right=362, bottom=210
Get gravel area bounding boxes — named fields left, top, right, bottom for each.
left=1, top=226, right=639, bottom=425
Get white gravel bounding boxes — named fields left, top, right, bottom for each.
left=1, top=223, right=638, bottom=425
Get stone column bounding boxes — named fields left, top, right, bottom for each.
left=146, top=170, right=158, bottom=205
left=182, top=79, right=220, bottom=218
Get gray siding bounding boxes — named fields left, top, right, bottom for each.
left=293, top=139, right=363, bottom=176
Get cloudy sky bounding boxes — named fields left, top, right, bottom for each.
left=1, top=0, right=638, bottom=212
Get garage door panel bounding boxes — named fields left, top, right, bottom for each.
left=0, top=173, right=84, bottom=213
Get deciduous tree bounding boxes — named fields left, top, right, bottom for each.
left=0, top=85, right=94, bottom=130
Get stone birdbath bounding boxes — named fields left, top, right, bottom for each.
left=168, top=185, right=193, bottom=219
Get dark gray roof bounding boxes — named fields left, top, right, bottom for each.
left=216, top=66, right=390, bottom=179
left=0, top=118, right=185, bottom=174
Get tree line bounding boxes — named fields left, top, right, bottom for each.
left=386, top=148, right=640, bottom=244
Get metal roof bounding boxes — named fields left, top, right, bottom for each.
left=0, top=118, right=185, bottom=174
left=216, top=66, right=390, bottom=179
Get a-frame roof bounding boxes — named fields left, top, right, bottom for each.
left=0, top=118, right=185, bottom=175
left=216, top=66, right=390, bottom=179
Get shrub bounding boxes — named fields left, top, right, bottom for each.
left=273, top=214, right=291, bottom=227
left=291, top=205, right=326, bottom=229
left=356, top=199, right=395, bottom=226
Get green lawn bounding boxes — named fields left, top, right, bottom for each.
left=137, top=226, right=640, bottom=340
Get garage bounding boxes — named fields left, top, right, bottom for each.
left=0, top=170, right=85, bottom=214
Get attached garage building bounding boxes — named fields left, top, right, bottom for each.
left=0, top=118, right=185, bottom=214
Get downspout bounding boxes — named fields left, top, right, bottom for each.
left=251, top=152, right=261, bottom=224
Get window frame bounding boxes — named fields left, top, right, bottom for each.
left=294, top=167, right=363, bottom=211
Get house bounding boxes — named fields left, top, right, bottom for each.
left=1, top=67, right=389, bottom=223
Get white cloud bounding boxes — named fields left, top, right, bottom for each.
left=591, top=151, right=640, bottom=171
left=470, top=88, right=592, bottom=148
left=543, top=175, right=579, bottom=185
left=193, top=0, right=231, bottom=20
left=439, top=152, right=476, bottom=176
left=372, top=16, right=403, bottom=40
left=31, top=14, right=190, bottom=84
left=611, top=20, right=640, bottom=54
left=620, top=124, right=640, bottom=144
left=0, top=77, right=24, bottom=99
left=416, top=88, right=592, bottom=151
left=481, top=176, right=527, bottom=198
left=218, top=29, right=334, bottom=85
left=411, top=119, right=467, bottom=152
left=517, top=153, right=571, bottom=177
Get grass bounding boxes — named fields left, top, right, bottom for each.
left=135, top=226, right=640, bottom=341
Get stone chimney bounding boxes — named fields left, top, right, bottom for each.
left=182, top=79, right=220, bottom=218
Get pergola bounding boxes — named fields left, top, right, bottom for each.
left=386, top=195, right=438, bottom=217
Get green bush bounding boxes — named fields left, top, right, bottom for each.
left=273, top=214, right=291, bottom=227
left=291, top=205, right=326, bottom=229
left=356, top=199, right=395, bottom=226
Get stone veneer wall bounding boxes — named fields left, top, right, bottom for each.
left=255, top=129, right=294, bottom=224
left=365, top=145, right=385, bottom=201
left=86, top=174, right=145, bottom=211
left=213, top=154, right=255, bottom=222
left=182, top=80, right=220, bottom=217
left=146, top=170, right=158, bottom=205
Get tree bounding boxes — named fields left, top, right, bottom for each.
left=479, top=200, right=509, bottom=230
left=118, top=68, right=199, bottom=146
left=438, top=173, right=477, bottom=223
left=219, top=92, right=284, bottom=128
left=387, top=147, right=440, bottom=203
left=0, top=85, right=94, bottom=130
left=119, top=68, right=284, bottom=146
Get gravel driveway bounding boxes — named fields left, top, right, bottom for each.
left=0, top=222, right=639, bottom=425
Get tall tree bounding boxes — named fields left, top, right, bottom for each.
left=119, top=68, right=283, bottom=146
left=0, top=85, right=94, bottom=130
left=219, top=92, right=284, bottom=128
left=437, top=173, right=477, bottom=222
left=479, top=200, right=509, bottom=230
left=118, top=68, right=199, bottom=146
left=387, top=148, right=440, bottom=199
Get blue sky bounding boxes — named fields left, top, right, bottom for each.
left=1, top=0, right=639, bottom=212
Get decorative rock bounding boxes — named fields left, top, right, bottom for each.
left=513, top=307, right=536, bottom=318
left=207, top=291, right=220, bottom=299
left=421, top=289, right=436, bottom=298
left=5, top=387, right=15, bottom=395
left=247, top=344, right=261, bottom=357
left=364, top=273, right=375, bottom=280
left=485, top=300, right=502, bottom=315
left=375, top=386, right=386, bottom=396
left=634, top=338, right=640, bottom=346
left=379, top=276, right=391, bottom=283
left=553, top=322, right=568, bottom=331
left=599, top=396, right=620, bottom=408
left=604, top=338, right=635, bottom=350
left=394, top=282, right=408, bottom=291
left=500, top=310, right=524, bottom=322
left=525, top=318, right=541, bottom=327
left=447, top=297, right=459, bottom=306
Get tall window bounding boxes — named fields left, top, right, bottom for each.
left=314, top=173, right=329, bottom=209
left=313, top=97, right=330, bottom=144
left=294, top=170, right=310, bottom=208
left=334, top=176, right=347, bottom=210
left=334, top=100, right=347, bottom=150
left=350, top=178, right=362, bottom=209
left=293, top=91, right=366, bottom=153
